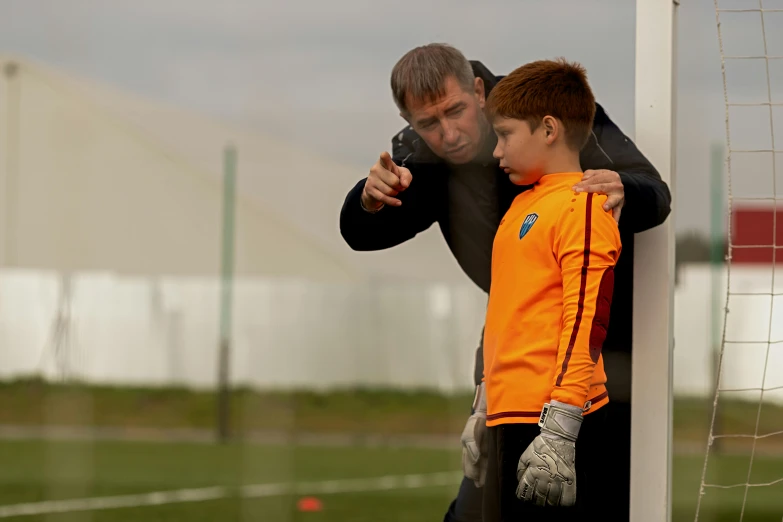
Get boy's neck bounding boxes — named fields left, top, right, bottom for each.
left=540, top=152, right=582, bottom=177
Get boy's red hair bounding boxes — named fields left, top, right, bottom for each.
left=487, top=58, right=596, bottom=151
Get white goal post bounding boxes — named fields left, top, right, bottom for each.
left=632, top=1, right=678, bottom=521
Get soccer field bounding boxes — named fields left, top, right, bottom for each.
left=0, top=439, right=779, bottom=522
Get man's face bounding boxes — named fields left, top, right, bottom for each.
left=492, top=116, right=547, bottom=185
left=404, top=76, right=488, bottom=165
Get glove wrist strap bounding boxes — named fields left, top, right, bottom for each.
left=473, top=382, right=487, bottom=414
left=538, top=401, right=583, bottom=442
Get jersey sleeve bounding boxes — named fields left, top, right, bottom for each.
left=550, top=193, right=622, bottom=408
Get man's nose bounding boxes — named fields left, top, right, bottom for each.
left=442, top=121, right=459, bottom=145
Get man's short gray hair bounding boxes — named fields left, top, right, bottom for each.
left=391, top=43, right=476, bottom=115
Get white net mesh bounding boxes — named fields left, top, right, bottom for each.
left=697, top=2, right=783, bottom=520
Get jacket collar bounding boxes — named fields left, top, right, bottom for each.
left=470, top=61, right=500, bottom=96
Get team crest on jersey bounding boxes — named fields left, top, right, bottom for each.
left=519, top=213, right=539, bottom=239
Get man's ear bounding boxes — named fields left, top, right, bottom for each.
left=542, top=115, right=558, bottom=145
left=400, top=111, right=411, bottom=125
left=474, top=77, right=486, bottom=108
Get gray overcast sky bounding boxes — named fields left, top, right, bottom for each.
left=0, top=0, right=780, bottom=236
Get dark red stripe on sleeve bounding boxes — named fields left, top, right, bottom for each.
left=589, top=267, right=615, bottom=362
left=590, top=390, right=609, bottom=405
left=556, top=193, right=593, bottom=387
left=486, top=411, right=541, bottom=421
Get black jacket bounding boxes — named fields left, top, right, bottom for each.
left=339, top=61, right=671, bottom=391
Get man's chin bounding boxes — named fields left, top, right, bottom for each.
left=443, top=146, right=476, bottom=165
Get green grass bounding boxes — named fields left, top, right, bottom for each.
left=675, top=453, right=783, bottom=522
left=0, top=439, right=459, bottom=521
left=0, top=379, right=782, bottom=520
left=4, top=378, right=783, bottom=447
left=0, top=439, right=779, bottom=521
left=674, top=397, right=783, bottom=454
left=0, top=378, right=470, bottom=435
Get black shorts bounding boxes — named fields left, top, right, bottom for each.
left=481, top=407, right=608, bottom=522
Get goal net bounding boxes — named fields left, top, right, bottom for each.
left=697, top=2, right=783, bottom=520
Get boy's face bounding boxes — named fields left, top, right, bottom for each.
left=492, top=116, right=548, bottom=185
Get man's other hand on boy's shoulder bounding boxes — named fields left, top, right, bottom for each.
left=571, top=169, right=624, bottom=223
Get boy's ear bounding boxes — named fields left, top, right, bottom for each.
left=542, top=115, right=558, bottom=145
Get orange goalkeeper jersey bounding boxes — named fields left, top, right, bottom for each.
left=483, top=172, right=621, bottom=426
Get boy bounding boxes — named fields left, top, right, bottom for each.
left=480, top=59, right=621, bottom=521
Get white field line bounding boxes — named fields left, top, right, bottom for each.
left=0, top=471, right=462, bottom=519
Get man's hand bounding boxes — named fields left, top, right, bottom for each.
left=516, top=401, right=583, bottom=507
left=572, top=169, right=624, bottom=223
left=361, top=151, right=413, bottom=212
left=461, top=382, right=488, bottom=487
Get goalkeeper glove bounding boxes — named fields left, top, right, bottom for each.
left=516, top=400, right=583, bottom=507
left=461, top=382, right=488, bottom=487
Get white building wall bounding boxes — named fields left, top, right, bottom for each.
left=1, top=265, right=781, bottom=404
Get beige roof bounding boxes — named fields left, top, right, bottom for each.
left=0, top=55, right=468, bottom=284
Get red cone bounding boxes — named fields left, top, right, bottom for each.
left=297, top=496, right=323, bottom=512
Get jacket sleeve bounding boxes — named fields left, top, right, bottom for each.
left=550, top=192, right=622, bottom=408
left=339, top=129, right=440, bottom=251
left=583, top=104, right=672, bottom=234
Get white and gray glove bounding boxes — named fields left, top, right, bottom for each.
left=516, top=401, right=583, bottom=507
left=461, top=382, right=488, bottom=487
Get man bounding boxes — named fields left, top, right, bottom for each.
left=339, top=43, right=670, bottom=522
